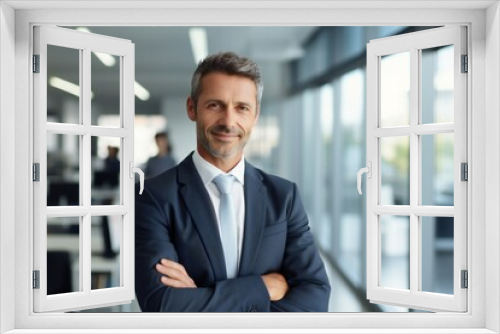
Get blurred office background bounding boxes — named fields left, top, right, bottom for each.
left=46, top=26, right=454, bottom=312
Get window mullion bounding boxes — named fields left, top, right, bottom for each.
left=82, top=48, right=91, bottom=207
left=81, top=214, right=91, bottom=293
left=410, top=47, right=419, bottom=294
left=81, top=48, right=92, bottom=294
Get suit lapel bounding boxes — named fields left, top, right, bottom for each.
left=178, top=155, right=227, bottom=281
left=239, top=163, right=267, bottom=276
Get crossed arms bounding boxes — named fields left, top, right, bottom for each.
left=156, top=258, right=289, bottom=301
left=135, top=178, right=331, bottom=312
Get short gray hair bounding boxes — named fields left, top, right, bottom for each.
left=190, top=52, right=263, bottom=109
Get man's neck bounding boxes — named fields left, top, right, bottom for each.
left=196, top=147, right=242, bottom=173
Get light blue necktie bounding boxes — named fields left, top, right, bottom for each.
left=213, top=174, right=238, bottom=279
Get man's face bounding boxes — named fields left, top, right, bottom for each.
left=187, top=72, right=259, bottom=164
left=156, top=136, right=168, bottom=151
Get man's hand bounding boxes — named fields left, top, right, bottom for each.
left=261, top=273, right=289, bottom=301
left=156, top=259, right=197, bottom=288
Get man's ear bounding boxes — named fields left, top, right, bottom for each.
left=186, top=97, right=197, bottom=121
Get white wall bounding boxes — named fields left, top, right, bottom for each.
left=161, top=97, right=196, bottom=163
left=485, top=2, right=500, bottom=333
left=0, top=2, right=16, bottom=333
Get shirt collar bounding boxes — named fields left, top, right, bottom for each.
left=192, top=150, right=245, bottom=186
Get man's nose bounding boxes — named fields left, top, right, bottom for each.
left=219, top=107, right=237, bottom=127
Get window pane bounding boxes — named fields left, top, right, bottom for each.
left=91, top=137, right=121, bottom=205
left=381, top=215, right=410, bottom=290
left=47, top=216, right=80, bottom=294
left=47, top=133, right=80, bottom=206
left=381, top=136, right=410, bottom=205
left=380, top=52, right=410, bottom=127
left=337, top=69, right=365, bottom=287
left=421, top=216, right=454, bottom=295
left=91, top=52, right=121, bottom=127
left=47, top=45, right=80, bottom=124
left=339, top=213, right=363, bottom=286
left=421, top=45, right=454, bottom=124
left=91, top=215, right=121, bottom=290
left=421, top=133, right=454, bottom=206
left=319, top=83, right=334, bottom=252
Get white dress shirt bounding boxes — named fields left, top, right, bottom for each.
left=191, top=150, right=245, bottom=268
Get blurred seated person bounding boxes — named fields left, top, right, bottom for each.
left=145, top=131, right=177, bottom=178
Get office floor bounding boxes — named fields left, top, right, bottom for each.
left=322, top=255, right=370, bottom=312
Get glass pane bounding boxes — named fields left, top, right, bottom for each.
left=381, top=136, right=410, bottom=205
left=421, top=216, right=454, bottom=294
left=47, top=216, right=80, bottom=294
left=91, top=215, right=121, bottom=290
left=91, top=137, right=121, bottom=205
left=421, top=45, right=454, bottom=124
left=337, top=69, right=366, bottom=288
left=421, top=133, right=454, bottom=206
left=319, top=83, right=334, bottom=253
left=91, top=52, right=121, bottom=127
left=47, top=45, right=80, bottom=124
left=339, top=213, right=363, bottom=286
left=380, top=51, right=410, bottom=127
left=47, top=133, right=80, bottom=206
left=381, top=215, right=410, bottom=290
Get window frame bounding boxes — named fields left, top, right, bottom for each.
left=1, top=2, right=498, bottom=333
left=33, top=25, right=136, bottom=313
left=365, top=26, right=468, bottom=312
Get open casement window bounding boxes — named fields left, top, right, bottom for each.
left=33, top=26, right=141, bottom=312
left=363, top=26, right=467, bottom=312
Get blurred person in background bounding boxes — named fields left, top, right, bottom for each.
left=144, top=131, right=177, bottom=178
left=103, top=145, right=120, bottom=177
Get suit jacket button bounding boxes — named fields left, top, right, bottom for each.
left=249, top=306, right=257, bottom=312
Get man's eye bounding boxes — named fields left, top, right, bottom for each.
left=208, top=103, right=221, bottom=109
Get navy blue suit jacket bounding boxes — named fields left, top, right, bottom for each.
left=135, top=154, right=330, bottom=312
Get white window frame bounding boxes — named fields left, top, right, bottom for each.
left=1, top=1, right=499, bottom=333
left=33, top=25, right=136, bottom=313
left=365, top=26, right=467, bottom=312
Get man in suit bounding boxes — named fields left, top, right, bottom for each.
left=135, top=52, right=330, bottom=312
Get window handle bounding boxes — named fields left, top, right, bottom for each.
left=129, top=162, right=144, bottom=195
left=357, top=162, right=372, bottom=195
